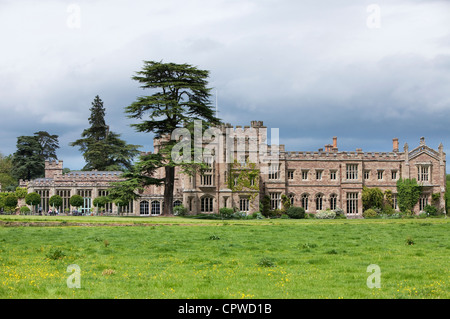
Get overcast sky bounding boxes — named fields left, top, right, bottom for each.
left=1, top=0, right=449, bottom=170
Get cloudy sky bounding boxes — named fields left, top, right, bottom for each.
left=1, top=0, right=449, bottom=170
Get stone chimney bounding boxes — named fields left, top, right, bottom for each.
left=393, top=138, right=399, bottom=152
left=331, top=136, right=338, bottom=152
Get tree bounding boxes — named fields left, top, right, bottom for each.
left=11, top=136, right=45, bottom=181
left=70, top=195, right=84, bottom=210
left=25, top=192, right=41, bottom=214
left=93, top=196, right=109, bottom=214
left=49, top=195, right=63, bottom=210
left=4, top=193, right=18, bottom=212
left=34, top=131, right=59, bottom=161
left=70, top=95, right=141, bottom=171
left=0, top=153, right=17, bottom=191
left=396, top=178, right=422, bottom=213
left=125, top=61, right=221, bottom=215
left=362, top=187, right=384, bottom=211
left=15, top=187, right=28, bottom=199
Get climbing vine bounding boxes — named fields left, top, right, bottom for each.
left=227, top=160, right=260, bottom=209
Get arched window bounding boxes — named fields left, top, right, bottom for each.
left=151, top=201, right=161, bottom=215
left=301, top=194, right=309, bottom=211
left=289, top=194, right=295, bottom=206
left=330, top=194, right=337, bottom=210
left=173, top=200, right=182, bottom=207
left=140, top=201, right=149, bottom=215
left=201, top=196, right=214, bottom=213
left=316, top=194, right=323, bottom=211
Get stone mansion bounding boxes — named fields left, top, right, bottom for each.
left=20, top=121, right=446, bottom=217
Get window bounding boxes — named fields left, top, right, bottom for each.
left=234, top=175, right=238, bottom=187
left=346, top=164, right=358, bottom=180
left=302, top=170, right=309, bottom=180
left=364, top=170, right=370, bottom=180
left=289, top=194, right=295, bottom=205
left=201, top=197, right=214, bottom=213
left=346, top=192, right=358, bottom=214
left=151, top=201, right=160, bottom=215
left=330, top=194, right=337, bottom=210
left=330, top=170, right=337, bottom=180
left=140, top=201, right=149, bottom=215
left=316, top=170, right=323, bottom=180
left=391, top=170, right=398, bottom=180
left=239, top=198, right=249, bottom=212
left=270, top=193, right=281, bottom=210
left=201, top=174, right=213, bottom=186
left=419, top=195, right=428, bottom=211
left=392, top=194, right=398, bottom=210
left=315, top=194, right=323, bottom=211
left=377, top=170, right=384, bottom=180
left=287, top=170, right=294, bottom=180
left=268, top=164, right=279, bottom=180
left=301, top=194, right=309, bottom=211
left=418, top=165, right=429, bottom=182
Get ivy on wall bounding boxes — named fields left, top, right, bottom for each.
left=227, top=161, right=260, bottom=209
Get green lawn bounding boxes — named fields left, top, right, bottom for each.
left=0, top=216, right=448, bottom=299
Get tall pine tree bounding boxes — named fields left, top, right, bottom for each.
left=12, top=136, right=45, bottom=181
left=125, top=61, right=221, bottom=215
left=71, top=95, right=141, bottom=171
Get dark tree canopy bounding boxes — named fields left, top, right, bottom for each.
left=70, top=95, right=141, bottom=171
left=12, top=136, right=45, bottom=181
left=34, top=131, right=59, bottom=161
left=124, top=61, right=221, bottom=215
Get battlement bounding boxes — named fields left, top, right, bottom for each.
left=284, top=150, right=404, bottom=160
left=45, top=160, right=63, bottom=179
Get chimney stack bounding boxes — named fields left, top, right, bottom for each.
left=333, top=136, right=337, bottom=148
left=393, top=138, right=399, bottom=152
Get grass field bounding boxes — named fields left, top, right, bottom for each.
left=0, top=215, right=448, bottom=299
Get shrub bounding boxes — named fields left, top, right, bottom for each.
left=70, top=195, right=84, bottom=208
left=280, top=214, right=289, bottom=219
left=232, top=211, right=247, bottom=219
left=418, top=212, right=427, bottom=219
left=19, top=206, right=31, bottom=215
left=363, top=208, right=378, bottom=218
left=219, top=207, right=234, bottom=219
left=424, top=205, right=438, bottom=216
left=252, top=212, right=264, bottom=219
left=260, top=195, right=271, bottom=217
left=286, top=206, right=305, bottom=219
left=333, top=207, right=345, bottom=218
left=173, top=204, right=188, bottom=216
left=209, top=234, right=220, bottom=240
left=382, top=204, right=395, bottom=215
left=315, top=210, right=336, bottom=219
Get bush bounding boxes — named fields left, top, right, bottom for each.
left=173, top=204, right=188, bottom=216
left=251, top=212, right=265, bottom=219
left=286, top=206, right=305, bottom=219
left=19, top=206, right=31, bottom=215
left=363, top=208, right=378, bottom=218
left=219, top=207, right=234, bottom=219
left=418, top=212, right=427, bottom=219
left=232, top=211, right=247, bottom=219
left=46, top=248, right=65, bottom=260
left=315, top=210, right=336, bottom=219
left=333, top=207, right=345, bottom=218
left=382, top=204, right=395, bottom=215
left=424, top=205, right=438, bottom=216
left=258, top=257, right=276, bottom=268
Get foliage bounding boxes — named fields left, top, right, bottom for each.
left=125, top=61, right=221, bottom=215
left=69, top=195, right=84, bottom=208
left=25, top=192, right=41, bottom=207
left=15, top=187, right=27, bottom=199
left=19, top=206, right=31, bottom=214
left=333, top=207, right=345, bottom=218
left=363, top=208, right=378, bottom=218
left=71, top=95, right=141, bottom=171
left=0, top=153, right=17, bottom=192
left=11, top=136, right=45, bottom=181
left=315, top=210, right=336, bottom=219
left=281, top=194, right=291, bottom=212
left=405, top=236, right=415, bottom=246
left=49, top=195, right=63, bottom=208
left=423, top=204, right=438, bottom=216
left=219, top=207, right=234, bottom=219
left=3, top=193, right=18, bottom=211
left=34, top=131, right=59, bottom=161
left=260, top=195, right=271, bottom=217
left=396, top=178, right=422, bottom=213
left=362, top=187, right=384, bottom=211
left=286, top=206, right=305, bottom=219
left=93, top=196, right=109, bottom=208
left=173, top=205, right=188, bottom=216
left=382, top=203, right=395, bottom=215
left=257, top=257, right=276, bottom=268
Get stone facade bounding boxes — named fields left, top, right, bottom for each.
left=20, top=121, right=446, bottom=217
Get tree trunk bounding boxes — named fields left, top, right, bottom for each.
left=163, top=166, right=175, bottom=216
